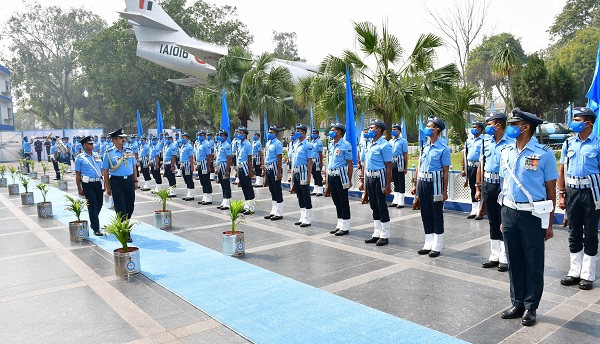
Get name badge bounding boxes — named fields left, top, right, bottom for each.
left=525, top=155, right=539, bottom=170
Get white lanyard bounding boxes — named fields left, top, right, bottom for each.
left=84, top=154, right=102, bottom=178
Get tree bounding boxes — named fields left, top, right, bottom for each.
left=424, top=0, right=490, bottom=81
left=2, top=4, right=105, bottom=128
left=513, top=54, right=550, bottom=115
left=492, top=44, right=522, bottom=110
left=549, top=0, right=600, bottom=45
left=272, top=31, right=303, bottom=61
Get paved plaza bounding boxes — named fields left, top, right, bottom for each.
left=1, top=173, right=600, bottom=343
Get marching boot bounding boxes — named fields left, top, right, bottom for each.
left=295, top=208, right=305, bottom=225
left=475, top=200, right=485, bottom=220
left=202, top=193, right=213, bottom=205
left=482, top=240, right=501, bottom=268
left=141, top=180, right=151, bottom=191
left=376, top=222, right=390, bottom=246
left=561, top=251, right=584, bottom=286
left=216, top=199, right=225, bottom=210
left=429, top=233, right=444, bottom=257
left=388, top=192, right=399, bottom=207
left=183, top=189, right=194, bottom=201
left=153, top=183, right=161, bottom=193
left=397, top=193, right=405, bottom=208
left=271, top=202, right=284, bottom=221
left=498, top=241, right=509, bottom=271
left=221, top=198, right=230, bottom=210
left=330, top=219, right=342, bottom=234
left=335, top=219, right=350, bottom=236
left=365, top=220, right=382, bottom=243
left=467, top=202, right=478, bottom=219
left=315, top=186, right=323, bottom=197
left=579, top=253, right=596, bottom=290
left=243, top=200, right=255, bottom=215
left=198, top=194, right=207, bottom=205
left=265, top=201, right=276, bottom=219
left=300, top=208, right=312, bottom=227
left=169, top=186, right=177, bottom=198
left=418, top=233, right=434, bottom=255
left=311, top=186, right=317, bottom=195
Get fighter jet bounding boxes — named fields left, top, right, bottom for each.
left=119, top=0, right=317, bottom=87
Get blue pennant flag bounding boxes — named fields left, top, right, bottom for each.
left=418, top=115, right=425, bottom=148
left=156, top=101, right=164, bottom=135
left=490, top=100, right=495, bottom=114
left=586, top=41, right=600, bottom=135
left=136, top=110, right=143, bottom=137
left=221, top=89, right=231, bottom=143
left=263, top=109, right=268, bottom=145
left=566, top=102, right=572, bottom=126
left=401, top=117, right=407, bottom=139
left=345, top=65, right=358, bottom=164
left=309, top=104, right=314, bottom=132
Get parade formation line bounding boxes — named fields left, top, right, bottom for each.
left=38, top=180, right=467, bottom=344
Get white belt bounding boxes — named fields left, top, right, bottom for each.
left=566, top=177, right=591, bottom=187
left=484, top=172, right=499, bottom=179
left=467, top=161, right=480, bottom=167
left=265, top=164, right=275, bottom=170
left=365, top=169, right=383, bottom=177
left=82, top=177, right=101, bottom=183
left=503, top=198, right=533, bottom=211
left=328, top=170, right=341, bottom=176
left=293, top=165, right=307, bottom=172
left=418, top=171, right=433, bottom=179
left=164, top=161, right=171, bottom=165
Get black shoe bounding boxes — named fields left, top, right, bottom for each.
left=418, top=249, right=431, bottom=255
left=429, top=251, right=440, bottom=257
left=396, top=205, right=404, bottom=209
left=580, top=279, right=593, bottom=290
left=475, top=215, right=484, bottom=220
left=243, top=210, right=254, bottom=215
left=376, top=238, right=388, bottom=246
left=335, top=230, right=349, bottom=236
left=216, top=205, right=223, bottom=209
left=220, top=206, right=229, bottom=210
left=482, top=260, right=500, bottom=268
left=315, top=193, right=323, bottom=197
left=497, top=263, right=508, bottom=272
left=294, top=221, right=302, bottom=225
left=501, top=306, right=525, bottom=319
left=127, top=237, right=133, bottom=243
left=365, top=237, right=379, bottom=244
left=168, top=194, right=176, bottom=198
left=183, top=197, right=194, bottom=201
left=300, top=222, right=311, bottom=227
left=388, top=203, right=398, bottom=208
left=560, top=276, right=581, bottom=286
left=93, top=230, right=102, bottom=236
left=264, top=214, right=273, bottom=219
left=202, top=201, right=213, bottom=205
left=270, top=216, right=283, bottom=221
left=521, top=310, right=536, bottom=326
left=330, top=228, right=340, bottom=234
left=467, top=214, right=476, bottom=219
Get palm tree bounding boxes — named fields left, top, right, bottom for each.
left=492, top=44, right=521, bottom=110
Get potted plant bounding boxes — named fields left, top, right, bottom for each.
left=36, top=183, right=53, bottom=218
left=18, top=158, right=27, bottom=174
left=40, top=162, right=50, bottom=184
left=7, top=166, right=20, bottom=195
left=57, top=163, right=68, bottom=190
left=103, top=214, right=140, bottom=277
left=0, top=165, right=7, bottom=187
left=29, top=160, right=37, bottom=179
left=154, top=187, right=173, bottom=229
left=222, top=199, right=254, bottom=257
left=65, top=195, right=89, bottom=242
left=19, top=175, right=34, bottom=205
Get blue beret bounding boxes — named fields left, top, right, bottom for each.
left=392, top=123, right=401, bottom=130
left=572, top=107, right=596, bottom=119
left=295, top=123, right=308, bottom=131
left=237, top=126, right=249, bottom=134
left=254, top=131, right=260, bottom=136
left=486, top=112, right=507, bottom=122
left=181, top=132, right=190, bottom=137
left=330, top=122, right=346, bottom=133
left=197, top=130, right=206, bottom=135
left=370, top=118, right=387, bottom=130
left=472, top=121, right=485, bottom=129
left=164, top=133, right=172, bottom=138
left=427, top=117, right=446, bottom=131
left=268, top=125, right=279, bottom=132
left=509, top=108, right=543, bottom=125
left=218, top=129, right=228, bottom=137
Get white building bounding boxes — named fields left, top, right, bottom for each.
left=0, top=64, right=14, bottom=130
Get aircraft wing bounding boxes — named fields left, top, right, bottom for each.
left=175, top=43, right=227, bottom=68
left=167, top=77, right=206, bottom=87
left=117, top=11, right=178, bottom=31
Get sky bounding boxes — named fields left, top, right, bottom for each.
left=1, top=0, right=567, bottom=68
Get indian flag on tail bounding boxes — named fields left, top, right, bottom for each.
left=139, top=0, right=153, bottom=10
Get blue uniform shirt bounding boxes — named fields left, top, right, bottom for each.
left=163, top=142, right=178, bottom=163
left=75, top=152, right=102, bottom=178
left=560, top=133, right=600, bottom=177
left=131, top=141, right=139, bottom=155
left=236, top=140, right=252, bottom=163
left=292, top=139, right=313, bottom=166
left=216, top=141, right=232, bottom=164
left=311, top=138, right=323, bottom=159
left=101, top=146, right=136, bottom=176
left=500, top=138, right=558, bottom=202
left=482, top=133, right=515, bottom=173
left=179, top=142, right=194, bottom=162
left=420, top=139, right=451, bottom=172
left=328, top=138, right=352, bottom=169
left=466, top=135, right=483, bottom=162
left=361, top=136, right=392, bottom=170
left=195, top=141, right=211, bottom=161
left=390, top=137, right=408, bottom=157
left=50, top=144, right=58, bottom=157
left=151, top=143, right=161, bottom=160
left=231, top=138, right=240, bottom=155
left=265, top=138, right=283, bottom=164
left=252, top=140, right=262, bottom=156
left=206, top=138, right=215, bottom=152
left=138, top=142, right=150, bottom=159
left=23, top=141, right=32, bottom=153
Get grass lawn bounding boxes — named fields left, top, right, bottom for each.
left=407, top=152, right=464, bottom=170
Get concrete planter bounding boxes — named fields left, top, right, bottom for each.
left=113, top=247, right=141, bottom=277
left=8, top=184, right=19, bottom=195
left=30, top=171, right=38, bottom=179
left=21, top=192, right=35, bottom=205
left=154, top=210, right=172, bottom=229
left=222, top=231, right=245, bottom=257
left=69, top=220, right=89, bottom=243
left=0, top=178, right=7, bottom=187
left=37, top=202, right=53, bottom=218
left=57, top=180, right=68, bottom=191
left=40, top=175, right=50, bottom=184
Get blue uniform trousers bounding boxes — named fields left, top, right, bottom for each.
left=82, top=181, right=103, bottom=231
left=482, top=181, right=503, bottom=240
left=417, top=180, right=444, bottom=234
left=328, top=175, right=350, bottom=220
left=265, top=169, right=283, bottom=203
left=365, top=175, right=390, bottom=222
left=110, top=175, right=135, bottom=220
left=218, top=169, right=231, bottom=199
left=566, top=187, right=599, bottom=256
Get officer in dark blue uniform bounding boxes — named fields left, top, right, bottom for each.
left=499, top=109, right=557, bottom=326
left=327, top=123, right=354, bottom=236
left=411, top=117, right=450, bottom=256
left=75, top=136, right=103, bottom=236
left=263, top=125, right=284, bottom=221
left=558, top=107, right=600, bottom=291
left=475, top=112, right=514, bottom=272
left=102, top=128, right=138, bottom=242
left=361, top=119, right=392, bottom=246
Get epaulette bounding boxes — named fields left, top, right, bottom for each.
left=542, top=145, right=552, bottom=152
left=107, top=146, right=115, bottom=151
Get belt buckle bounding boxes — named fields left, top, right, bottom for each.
left=123, top=175, right=127, bottom=179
